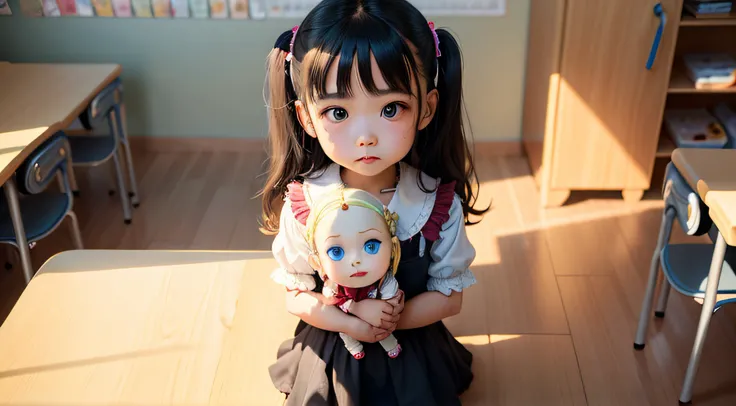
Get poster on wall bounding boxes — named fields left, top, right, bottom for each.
left=228, top=0, right=248, bottom=19
left=76, top=0, right=94, bottom=15
left=209, top=0, right=227, bottom=18
left=152, top=0, right=170, bottom=17
left=0, top=0, right=11, bottom=15
left=42, top=0, right=60, bottom=15
left=266, top=0, right=319, bottom=17
left=248, top=0, right=264, bottom=19
left=131, top=0, right=152, bottom=16
left=112, top=0, right=131, bottom=16
left=20, top=0, right=44, bottom=16
left=56, top=0, right=77, bottom=15
left=171, top=0, right=188, bottom=17
left=91, top=0, right=114, bottom=16
left=190, top=0, right=209, bottom=18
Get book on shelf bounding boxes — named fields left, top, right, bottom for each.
left=664, top=108, right=728, bottom=149
left=682, top=53, right=736, bottom=90
left=684, top=0, right=734, bottom=18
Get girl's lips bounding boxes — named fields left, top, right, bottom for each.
left=357, top=156, right=380, bottom=164
left=351, top=271, right=368, bottom=277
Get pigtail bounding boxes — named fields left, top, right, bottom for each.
left=433, top=28, right=488, bottom=223
left=259, top=31, right=309, bottom=235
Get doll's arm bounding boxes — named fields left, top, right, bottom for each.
left=378, top=272, right=400, bottom=300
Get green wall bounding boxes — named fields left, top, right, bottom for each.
left=0, top=0, right=529, bottom=141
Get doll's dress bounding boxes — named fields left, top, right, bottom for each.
left=268, top=162, right=477, bottom=406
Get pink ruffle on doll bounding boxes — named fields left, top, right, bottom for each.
left=304, top=187, right=402, bottom=360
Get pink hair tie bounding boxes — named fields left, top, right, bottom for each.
left=286, top=25, right=299, bottom=62
left=428, top=21, right=441, bottom=58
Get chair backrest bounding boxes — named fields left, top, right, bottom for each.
left=79, top=79, right=122, bottom=130
left=16, top=132, right=71, bottom=195
left=663, top=162, right=712, bottom=237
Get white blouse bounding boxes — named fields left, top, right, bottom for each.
left=269, top=162, right=477, bottom=296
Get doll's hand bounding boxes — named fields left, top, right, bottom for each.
left=351, top=299, right=398, bottom=330
left=347, top=317, right=391, bottom=343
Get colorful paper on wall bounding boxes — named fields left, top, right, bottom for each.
left=228, top=0, right=247, bottom=19
left=56, top=0, right=77, bottom=15
left=111, top=0, right=131, bottom=16
left=190, top=0, right=208, bottom=18
left=152, top=0, right=169, bottom=17
left=131, top=0, right=152, bottom=16
left=42, top=0, right=60, bottom=15
left=0, top=0, right=12, bottom=15
left=92, top=0, right=114, bottom=16
left=20, top=0, right=44, bottom=16
left=170, top=0, right=188, bottom=17
left=76, top=0, right=94, bottom=15
left=247, top=0, right=264, bottom=19
left=209, top=0, right=227, bottom=18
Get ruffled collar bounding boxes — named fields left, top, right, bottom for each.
left=302, top=162, right=440, bottom=241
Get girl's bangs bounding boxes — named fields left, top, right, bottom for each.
left=305, top=16, right=418, bottom=101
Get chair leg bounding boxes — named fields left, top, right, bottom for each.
left=679, top=231, right=727, bottom=404
left=115, top=104, right=140, bottom=207
left=635, top=207, right=675, bottom=349
left=654, top=276, right=671, bottom=318
left=66, top=211, right=84, bottom=249
left=112, top=149, right=133, bottom=224
left=3, top=179, right=34, bottom=285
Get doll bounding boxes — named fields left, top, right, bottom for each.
left=304, top=187, right=402, bottom=360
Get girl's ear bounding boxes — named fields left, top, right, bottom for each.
left=295, top=100, right=317, bottom=138
left=308, top=253, right=322, bottom=271
left=418, top=89, right=439, bottom=131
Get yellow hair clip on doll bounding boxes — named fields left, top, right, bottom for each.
left=305, top=187, right=402, bottom=360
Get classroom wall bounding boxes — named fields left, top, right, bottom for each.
left=0, top=0, right=530, bottom=141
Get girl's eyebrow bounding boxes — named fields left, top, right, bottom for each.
left=318, top=89, right=411, bottom=100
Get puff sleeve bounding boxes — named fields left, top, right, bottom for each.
left=269, top=198, right=317, bottom=292
left=426, top=194, right=477, bottom=296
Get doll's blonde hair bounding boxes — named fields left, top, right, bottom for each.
left=306, top=187, right=401, bottom=276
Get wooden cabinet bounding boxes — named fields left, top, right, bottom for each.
left=522, top=0, right=683, bottom=207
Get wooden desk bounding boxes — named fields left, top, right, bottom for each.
left=671, top=148, right=736, bottom=246
left=0, top=63, right=121, bottom=284
left=0, top=250, right=296, bottom=405
left=0, top=63, right=121, bottom=184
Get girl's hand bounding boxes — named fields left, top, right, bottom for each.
left=347, top=317, right=391, bottom=343
left=351, top=299, right=398, bottom=330
left=386, top=290, right=405, bottom=316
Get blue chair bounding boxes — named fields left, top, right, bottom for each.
left=0, top=132, right=83, bottom=281
left=69, top=78, right=139, bottom=224
left=634, top=161, right=736, bottom=404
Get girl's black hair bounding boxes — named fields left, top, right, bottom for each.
left=261, top=0, right=487, bottom=234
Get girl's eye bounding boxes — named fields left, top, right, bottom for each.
left=382, top=103, right=404, bottom=119
left=325, top=108, right=348, bottom=122
left=363, top=239, right=381, bottom=255
left=327, top=246, right=345, bottom=261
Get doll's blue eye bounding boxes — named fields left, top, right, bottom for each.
left=364, top=239, right=381, bottom=255
left=327, top=246, right=344, bottom=261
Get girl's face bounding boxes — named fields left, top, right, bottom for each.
left=297, top=52, right=438, bottom=178
left=310, top=206, right=392, bottom=288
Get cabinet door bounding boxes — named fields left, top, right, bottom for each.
left=551, top=0, right=681, bottom=190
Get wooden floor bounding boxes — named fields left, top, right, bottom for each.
left=3, top=150, right=736, bottom=405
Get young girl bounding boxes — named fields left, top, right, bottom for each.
left=261, top=0, right=487, bottom=404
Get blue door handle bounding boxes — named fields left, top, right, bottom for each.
left=646, top=3, right=667, bottom=70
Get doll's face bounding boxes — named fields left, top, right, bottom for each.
left=310, top=206, right=392, bottom=289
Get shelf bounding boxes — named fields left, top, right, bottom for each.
left=680, top=15, right=736, bottom=27
left=656, top=132, right=676, bottom=158
left=668, top=63, right=736, bottom=94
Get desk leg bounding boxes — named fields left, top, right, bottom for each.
left=679, top=231, right=727, bottom=404
left=3, top=179, right=34, bottom=285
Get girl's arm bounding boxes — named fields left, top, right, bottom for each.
left=286, top=290, right=392, bottom=342
left=396, top=290, right=462, bottom=330
left=397, top=194, right=476, bottom=330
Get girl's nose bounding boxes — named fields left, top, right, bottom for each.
left=356, top=134, right=377, bottom=147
